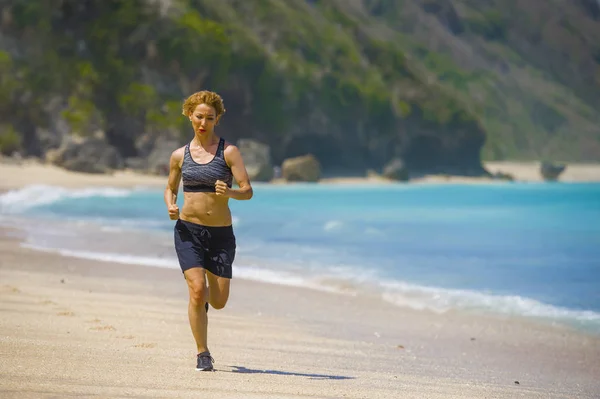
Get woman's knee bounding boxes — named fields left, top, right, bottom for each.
left=186, top=275, right=207, bottom=305
left=210, top=296, right=229, bottom=310
left=188, top=283, right=206, bottom=305
left=206, top=272, right=230, bottom=310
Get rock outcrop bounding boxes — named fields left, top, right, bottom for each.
left=382, top=158, right=409, bottom=181
left=237, top=139, right=273, bottom=182
left=490, top=171, right=514, bottom=181
left=281, top=154, right=321, bottom=182
left=46, top=136, right=123, bottom=174
left=145, top=136, right=180, bottom=176
left=540, top=161, right=567, bottom=181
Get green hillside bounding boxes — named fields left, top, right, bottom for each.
left=366, top=0, right=600, bottom=161
left=0, top=0, right=598, bottom=177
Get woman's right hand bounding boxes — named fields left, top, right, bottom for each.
left=168, top=204, right=180, bottom=220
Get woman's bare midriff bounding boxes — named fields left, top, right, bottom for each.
left=179, top=192, right=233, bottom=227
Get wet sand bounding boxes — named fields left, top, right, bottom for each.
left=1, top=230, right=599, bottom=398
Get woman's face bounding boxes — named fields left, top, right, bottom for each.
left=189, top=103, right=219, bottom=136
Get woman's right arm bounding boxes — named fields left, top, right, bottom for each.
left=164, top=148, right=184, bottom=220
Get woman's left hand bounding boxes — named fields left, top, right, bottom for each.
left=215, top=180, right=230, bottom=197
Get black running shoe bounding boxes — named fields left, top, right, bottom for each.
left=196, top=351, right=214, bottom=371
left=205, top=302, right=209, bottom=313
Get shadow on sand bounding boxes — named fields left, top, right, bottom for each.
left=228, top=365, right=355, bottom=380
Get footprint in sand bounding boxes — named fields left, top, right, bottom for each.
left=117, top=335, right=136, bottom=340
left=2, top=285, right=21, bottom=293
left=56, top=311, right=75, bottom=317
left=41, top=300, right=57, bottom=305
left=134, top=343, right=157, bottom=349
left=87, top=318, right=102, bottom=324
left=89, top=325, right=116, bottom=332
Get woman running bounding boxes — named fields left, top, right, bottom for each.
left=164, top=90, right=253, bottom=371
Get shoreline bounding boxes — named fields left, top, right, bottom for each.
left=1, top=158, right=599, bottom=337
left=8, top=216, right=600, bottom=340
left=1, top=159, right=600, bottom=191
left=1, top=229, right=599, bottom=398
left=1, top=159, right=599, bottom=333
left=2, top=159, right=600, bottom=397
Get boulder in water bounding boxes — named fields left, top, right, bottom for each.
left=540, top=161, right=567, bottom=181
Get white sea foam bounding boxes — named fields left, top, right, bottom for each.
left=21, top=243, right=179, bottom=269
left=381, top=281, right=600, bottom=326
left=20, top=242, right=342, bottom=293
left=323, top=220, right=343, bottom=231
left=0, top=184, right=134, bottom=213
left=20, top=240, right=600, bottom=332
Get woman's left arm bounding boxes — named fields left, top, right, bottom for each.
left=216, top=144, right=253, bottom=200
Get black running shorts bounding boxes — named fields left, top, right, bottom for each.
left=174, top=218, right=236, bottom=278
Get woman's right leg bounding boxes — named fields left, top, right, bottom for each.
left=183, top=267, right=208, bottom=354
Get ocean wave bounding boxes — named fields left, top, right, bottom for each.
left=21, top=243, right=179, bottom=269
left=323, top=220, right=343, bottom=231
left=19, top=242, right=339, bottom=293
left=381, top=281, right=600, bottom=327
left=20, top=240, right=600, bottom=332
left=0, top=184, right=134, bottom=214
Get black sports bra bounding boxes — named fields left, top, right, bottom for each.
left=181, top=138, right=233, bottom=192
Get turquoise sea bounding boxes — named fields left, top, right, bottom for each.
left=1, top=182, right=599, bottom=333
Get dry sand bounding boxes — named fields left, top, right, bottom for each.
left=1, top=160, right=600, bottom=398
left=0, top=160, right=166, bottom=191
left=409, top=161, right=600, bottom=184
left=1, top=158, right=600, bottom=191
left=484, top=161, right=600, bottom=183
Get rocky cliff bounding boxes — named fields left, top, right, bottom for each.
left=0, top=0, right=598, bottom=180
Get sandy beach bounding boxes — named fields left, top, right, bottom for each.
left=484, top=161, right=600, bottom=183
left=0, top=160, right=167, bottom=191
left=409, top=161, right=600, bottom=184
left=1, top=160, right=600, bottom=398
left=1, top=158, right=600, bottom=191
left=1, top=230, right=599, bottom=399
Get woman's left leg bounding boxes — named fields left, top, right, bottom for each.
left=204, top=225, right=235, bottom=311
left=206, top=270, right=231, bottom=309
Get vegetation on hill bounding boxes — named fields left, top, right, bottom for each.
left=0, top=0, right=598, bottom=176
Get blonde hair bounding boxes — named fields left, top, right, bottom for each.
left=182, top=90, right=226, bottom=117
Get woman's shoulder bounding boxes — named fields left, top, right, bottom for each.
left=221, top=140, right=243, bottom=168
left=222, top=140, right=241, bottom=157
left=170, top=145, right=186, bottom=165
